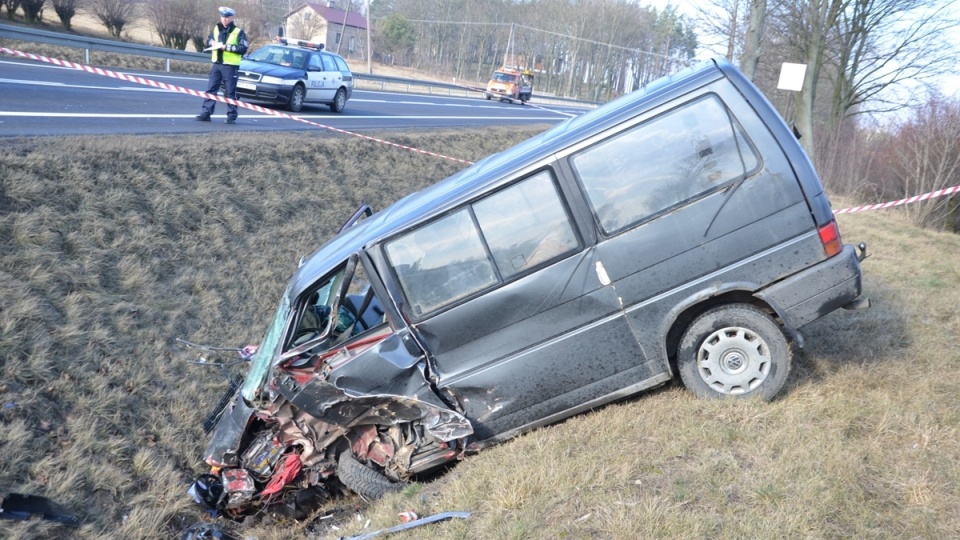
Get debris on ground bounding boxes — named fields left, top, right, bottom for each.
left=0, top=492, right=81, bottom=527
left=180, top=521, right=238, bottom=540
left=338, top=511, right=470, bottom=540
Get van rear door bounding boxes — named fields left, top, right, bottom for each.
left=565, top=80, right=821, bottom=365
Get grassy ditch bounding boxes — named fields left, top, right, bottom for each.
left=1, top=130, right=959, bottom=539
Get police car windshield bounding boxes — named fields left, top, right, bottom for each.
left=248, top=45, right=299, bottom=67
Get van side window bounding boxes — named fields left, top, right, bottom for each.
left=473, top=170, right=578, bottom=279
left=571, top=95, right=760, bottom=234
left=386, top=171, right=578, bottom=315
left=386, top=209, right=497, bottom=315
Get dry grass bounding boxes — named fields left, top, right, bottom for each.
left=0, top=128, right=542, bottom=539
left=1, top=131, right=959, bottom=540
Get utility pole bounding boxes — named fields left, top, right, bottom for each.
left=365, top=0, right=372, bottom=73
left=503, top=23, right=514, bottom=67
left=336, top=1, right=349, bottom=55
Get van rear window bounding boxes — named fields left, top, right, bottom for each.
left=571, top=94, right=760, bottom=234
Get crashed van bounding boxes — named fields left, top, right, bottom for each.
left=196, top=58, right=868, bottom=514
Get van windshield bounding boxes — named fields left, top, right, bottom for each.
left=241, top=294, right=290, bottom=401
left=492, top=72, right=517, bottom=83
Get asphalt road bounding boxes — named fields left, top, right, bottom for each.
left=0, top=57, right=588, bottom=137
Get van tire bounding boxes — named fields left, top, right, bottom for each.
left=677, top=304, right=790, bottom=401
left=337, top=450, right=403, bottom=499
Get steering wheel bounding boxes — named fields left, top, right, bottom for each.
left=292, top=327, right=324, bottom=346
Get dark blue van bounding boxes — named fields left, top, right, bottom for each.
left=196, top=58, right=868, bottom=513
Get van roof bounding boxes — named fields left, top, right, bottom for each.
left=291, top=58, right=792, bottom=295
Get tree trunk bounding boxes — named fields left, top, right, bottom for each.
left=791, top=0, right=847, bottom=163
left=794, top=49, right=820, bottom=161
left=740, top=0, right=766, bottom=80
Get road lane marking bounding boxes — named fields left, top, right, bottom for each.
left=0, top=112, right=562, bottom=120
left=0, top=77, right=170, bottom=92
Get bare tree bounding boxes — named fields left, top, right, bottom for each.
left=287, top=8, right=329, bottom=42
left=20, top=0, right=43, bottom=23
left=887, top=95, right=960, bottom=229
left=694, top=0, right=745, bottom=61
left=1, top=0, right=22, bottom=20
left=826, top=0, right=959, bottom=124
left=773, top=0, right=849, bottom=161
left=813, top=116, right=879, bottom=198
left=740, top=0, right=767, bottom=80
left=88, top=0, right=138, bottom=39
left=191, top=0, right=220, bottom=52
left=144, top=0, right=199, bottom=50
left=52, top=0, right=82, bottom=30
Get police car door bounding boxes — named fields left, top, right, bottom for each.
left=304, top=52, right=334, bottom=102
left=309, top=53, right=338, bottom=102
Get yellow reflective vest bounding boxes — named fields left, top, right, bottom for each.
left=211, top=25, right=242, bottom=65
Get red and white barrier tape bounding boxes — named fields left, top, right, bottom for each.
left=0, top=46, right=474, bottom=165
left=834, top=185, right=960, bottom=215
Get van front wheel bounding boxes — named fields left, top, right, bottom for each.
left=338, top=450, right=403, bottom=499
left=677, top=305, right=790, bottom=401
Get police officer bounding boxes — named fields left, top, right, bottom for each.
left=196, top=6, right=249, bottom=124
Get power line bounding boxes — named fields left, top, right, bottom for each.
left=379, top=18, right=684, bottom=62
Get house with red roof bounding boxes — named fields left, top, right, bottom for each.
left=283, top=2, right=369, bottom=58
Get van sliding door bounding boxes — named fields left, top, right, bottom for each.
left=383, top=168, right=647, bottom=441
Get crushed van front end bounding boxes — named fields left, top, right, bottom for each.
left=198, top=334, right=473, bottom=515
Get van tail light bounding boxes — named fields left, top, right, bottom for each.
left=818, top=220, right=843, bottom=257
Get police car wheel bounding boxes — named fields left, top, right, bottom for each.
left=330, top=88, right=347, bottom=113
left=288, top=84, right=305, bottom=112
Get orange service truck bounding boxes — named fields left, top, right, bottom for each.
left=484, top=67, right=533, bottom=104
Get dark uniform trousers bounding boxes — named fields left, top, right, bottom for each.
left=201, top=63, right=239, bottom=120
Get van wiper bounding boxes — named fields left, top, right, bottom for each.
left=703, top=174, right=746, bottom=238
left=703, top=105, right=749, bottom=238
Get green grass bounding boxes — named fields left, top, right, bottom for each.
left=2, top=130, right=959, bottom=539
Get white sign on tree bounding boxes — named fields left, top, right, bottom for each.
left=778, top=63, right=807, bottom=92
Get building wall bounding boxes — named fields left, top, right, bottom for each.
left=285, top=7, right=366, bottom=59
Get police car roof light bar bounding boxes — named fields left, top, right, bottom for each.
left=277, top=37, right=324, bottom=51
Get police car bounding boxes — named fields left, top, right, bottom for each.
left=236, top=38, right=353, bottom=113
